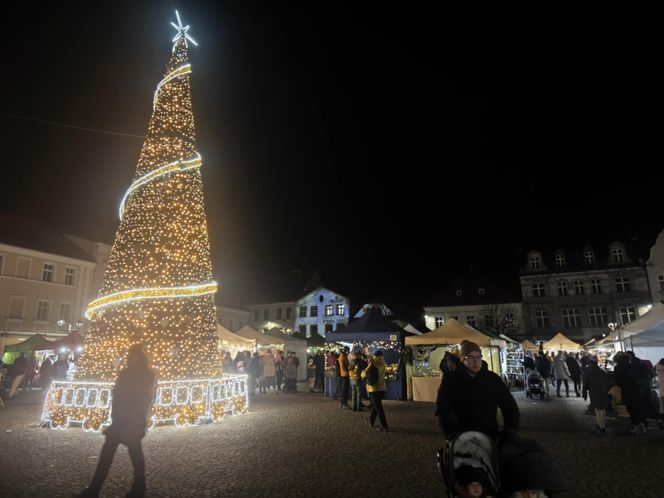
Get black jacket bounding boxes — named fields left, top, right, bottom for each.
left=436, top=366, right=520, bottom=439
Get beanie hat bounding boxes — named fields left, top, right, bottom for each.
left=460, top=341, right=481, bottom=358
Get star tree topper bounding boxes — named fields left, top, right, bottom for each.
left=171, top=10, right=198, bottom=47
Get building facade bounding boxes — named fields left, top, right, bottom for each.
left=294, top=287, right=349, bottom=337
left=520, top=242, right=652, bottom=343
left=217, top=306, right=251, bottom=332
left=424, top=274, right=524, bottom=338
left=646, top=230, right=664, bottom=304
left=245, top=301, right=296, bottom=334
left=0, top=238, right=110, bottom=346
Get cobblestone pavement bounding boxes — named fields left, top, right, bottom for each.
left=1, top=387, right=663, bottom=497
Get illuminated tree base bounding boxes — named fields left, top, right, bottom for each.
left=41, top=374, right=248, bottom=432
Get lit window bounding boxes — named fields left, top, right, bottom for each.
left=42, top=263, right=55, bottom=282
left=325, top=305, right=333, bottom=316
left=435, top=316, right=444, bottom=327
left=336, top=304, right=345, bottom=316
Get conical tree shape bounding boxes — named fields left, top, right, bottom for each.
left=77, top=30, right=221, bottom=381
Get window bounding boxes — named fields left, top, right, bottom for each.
left=16, top=257, right=31, bottom=278
left=263, top=309, right=269, bottom=320
left=285, top=308, right=292, bottom=320
left=298, top=306, right=307, bottom=318
left=478, top=288, right=485, bottom=295
left=228, top=318, right=234, bottom=330
left=36, top=301, right=50, bottom=321
left=574, top=280, right=584, bottom=295
left=505, top=312, right=515, bottom=326
left=299, top=324, right=306, bottom=335
left=0, top=254, right=4, bottom=274
left=659, top=274, right=664, bottom=292
left=561, top=308, right=581, bottom=328
left=612, top=247, right=624, bottom=263
left=616, top=277, right=631, bottom=293
left=591, top=279, right=602, bottom=295
left=555, top=252, right=566, bottom=267
left=435, top=316, right=444, bottom=327
left=466, top=315, right=476, bottom=327
left=558, top=281, right=568, bottom=297
left=532, top=283, right=545, bottom=297
left=309, top=306, right=318, bottom=317
left=325, top=305, right=334, bottom=316
left=588, top=307, right=607, bottom=327
left=584, top=250, right=596, bottom=264
left=8, top=296, right=25, bottom=318
left=620, top=307, right=637, bottom=325
left=529, top=254, right=541, bottom=270
left=64, top=267, right=76, bottom=286
left=336, top=304, right=345, bottom=315
left=310, top=324, right=318, bottom=336
left=535, top=311, right=549, bottom=328
left=253, top=310, right=259, bottom=321
left=484, top=314, right=494, bottom=328
left=276, top=308, right=282, bottom=320
left=59, top=302, right=72, bottom=322
left=455, top=289, right=462, bottom=296
left=42, top=263, right=55, bottom=282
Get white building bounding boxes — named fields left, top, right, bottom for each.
left=294, top=286, right=349, bottom=337
left=0, top=214, right=110, bottom=347
left=217, top=306, right=251, bottom=332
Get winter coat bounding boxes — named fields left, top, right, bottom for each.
left=103, top=365, right=156, bottom=445
left=553, top=355, right=571, bottom=380
left=565, top=357, right=582, bottom=378
left=284, top=360, right=297, bottom=380
left=361, top=356, right=386, bottom=393
left=247, top=356, right=261, bottom=377
left=338, top=352, right=350, bottom=377
left=656, top=364, right=664, bottom=397
left=261, top=353, right=276, bottom=377
left=436, top=365, right=520, bottom=439
left=349, top=356, right=363, bottom=381
left=535, top=354, right=552, bottom=377
left=582, top=364, right=610, bottom=410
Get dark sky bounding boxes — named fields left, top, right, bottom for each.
left=2, top=2, right=663, bottom=309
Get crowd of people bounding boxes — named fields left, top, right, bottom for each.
left=1, top=352, right=70, bottom=398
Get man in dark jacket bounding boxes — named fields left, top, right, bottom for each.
left=534, top=351, right=552, bottom=398
left=436, top=341, right=520, bottom=440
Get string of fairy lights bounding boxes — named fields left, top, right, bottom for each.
left=43, top=11, right=248, bottom=428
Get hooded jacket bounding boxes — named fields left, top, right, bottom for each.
left=361, top=355, right=386, bottom=392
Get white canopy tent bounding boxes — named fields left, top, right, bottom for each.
left=542, top=332, right=581, bottom=352
left=216, top=324, right=255, bottom=356
left=611, top=303, right=664, bottom=364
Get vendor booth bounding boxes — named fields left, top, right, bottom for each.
left=497, top=333, right=524, bottom=386
left=607, top=303, right=664, bottom=365
left=405, top=318, right=492, bottom=402
left=216, top=324, right=255, bottom=357
left=520, top=339, right=539, bottom=353
left=3, top=334, right=53, bottom=364
left=325, top=306, right=410, bottom=400
left=542, top=332, right=581, bottom=353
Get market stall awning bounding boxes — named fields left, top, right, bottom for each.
left=306, top=333, right=325, bottom=347
left=405, top=318, right=491, bottom=346
left=520, top=339, right=539, bottom=352
left=217, top=324, right=255, bottom=350
left=235, top=325, right=285, bottom=346
left=5, top=334, right=53, bottom=353
left=34, top=331, right=84, bottom=351
left=542, top=332, right=581, bottom=352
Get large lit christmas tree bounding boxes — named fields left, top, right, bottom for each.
left=43, top=12, right=247, bottom=431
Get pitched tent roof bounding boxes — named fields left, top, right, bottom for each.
left=217, top=324, right=255, bottom=349
left=405, top=318, right=491, bottom=346
left=520, top=339, right=539, bottom=352
left=542, top=332, right=581, bottom=351
left=235, top=326, right=286, bottom=346
left=306, top=333, right=325, bottom=347
left=338, top=306, right=405, bottom=334
left=5, top=334, right=53, bottom=353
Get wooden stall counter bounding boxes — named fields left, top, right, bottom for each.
left=411, top=376, right=441, bottom=403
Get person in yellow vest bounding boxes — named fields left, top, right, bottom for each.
left=362, top=350, right=388, bottom=432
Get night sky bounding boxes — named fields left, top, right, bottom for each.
left=2, top=2, right=663, bottom=309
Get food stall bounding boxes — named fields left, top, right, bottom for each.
left=405, top=318, right=492, bottom=402
left=325, top=306, right=410, bottom=400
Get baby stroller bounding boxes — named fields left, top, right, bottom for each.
left=526, top=370, right=546, bottom=400
left=438, top=431, right=499, bottom=498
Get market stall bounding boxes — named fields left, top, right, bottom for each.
left=498, top=333, right=524, bottom=386
left=3, top=334, right=54, bottom=364
left=216, top=324, right=256, bottom=357
left=542, top=332, right=581, bottom=353
left=325, top=306, right=410, bottom=400
left=405, top=318, right=492, bottom=402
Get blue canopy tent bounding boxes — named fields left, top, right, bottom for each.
left=325, top=306, right=412, bottom=400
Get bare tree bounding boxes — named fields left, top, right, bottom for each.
left=476, top=303, right=522, bottom=338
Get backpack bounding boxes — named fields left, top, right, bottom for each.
left=366, top=362, right=379, bottom=386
